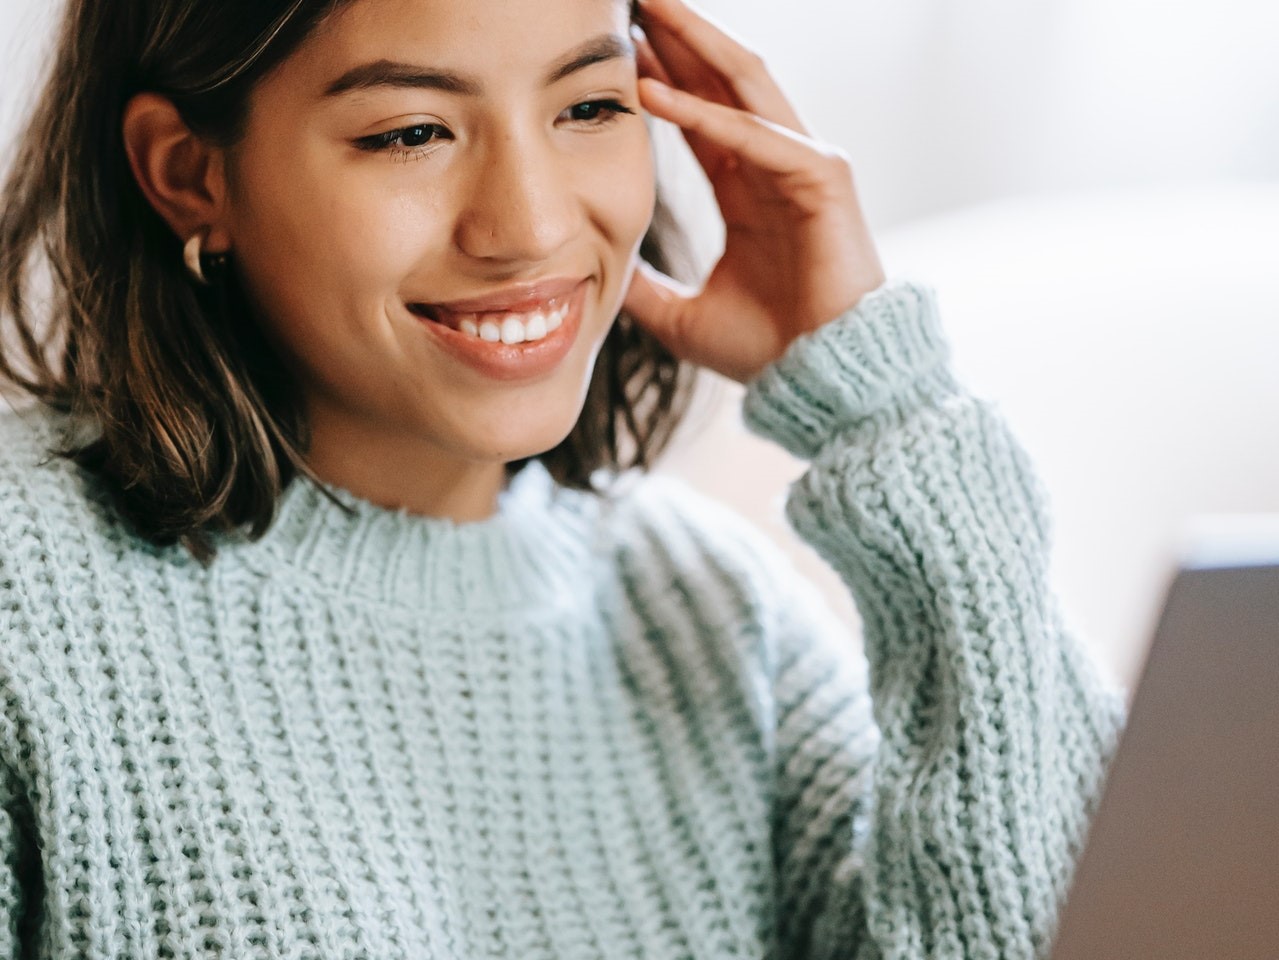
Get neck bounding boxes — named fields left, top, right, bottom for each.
left=302, top=404, right=509, bottom=522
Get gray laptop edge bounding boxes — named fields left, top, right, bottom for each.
left=1050, top=524, right=1279, bottom=960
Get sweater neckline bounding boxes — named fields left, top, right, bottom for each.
left=226, top=460, right=597, bottom=615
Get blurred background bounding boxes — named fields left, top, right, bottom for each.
left=3, top=0, right=1277, bottom=691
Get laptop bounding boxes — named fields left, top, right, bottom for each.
left=1050, top=515, right=1279, bottom=960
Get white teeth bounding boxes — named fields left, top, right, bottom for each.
left=525, top=313, right=547, bottom=340
left=448, top=302, right=569, bottom=343
left=500, top=316, right=526, bottom=344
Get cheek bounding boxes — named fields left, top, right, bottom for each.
left=624, top=141, right=659, bottom=245
left=227, top=137, right=440, bottom=328
left=580, top=127, right=657, bottom=252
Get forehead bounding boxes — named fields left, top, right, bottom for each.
left=302, top=0, right=632, bottom=82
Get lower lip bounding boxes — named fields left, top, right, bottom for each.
left=412, top=281, right=587, bottom=382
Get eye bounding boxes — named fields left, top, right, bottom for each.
left=354, top=123, right=453, bottom=159
left=559, top=99, right=635, bottom=127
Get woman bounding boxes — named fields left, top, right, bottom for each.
left=0, top=0, right=1126, bottom=956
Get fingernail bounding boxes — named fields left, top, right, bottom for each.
left=640, top=77, right=673, bottom=99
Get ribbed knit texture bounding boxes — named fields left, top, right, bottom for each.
left=0, top=278, right=1126, bottom=960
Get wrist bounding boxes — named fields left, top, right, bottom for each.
left=741, top=278, right=960, bottom=459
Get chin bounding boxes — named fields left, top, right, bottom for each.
left=461, top=342, right=607, bottom=455
left=440, top=397, right=584, bottom=466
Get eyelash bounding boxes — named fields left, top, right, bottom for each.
left=354, top=99, right=636, bottom=162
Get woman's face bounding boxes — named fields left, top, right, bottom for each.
left=222, top=0, right=653, bottom=507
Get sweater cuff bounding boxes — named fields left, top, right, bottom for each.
left=740, top=278, right=961, bottom=460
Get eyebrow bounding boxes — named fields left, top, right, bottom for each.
left=322, top=34, right=633, bottom=99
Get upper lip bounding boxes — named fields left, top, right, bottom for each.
left=412, top=276, right=586, bottom=315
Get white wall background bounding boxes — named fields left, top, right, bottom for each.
left=0, top=1, right=58, bottom=155
left=695, top=0, right=1279, bottom=227
left=3, top=0, right=1277, bottom=691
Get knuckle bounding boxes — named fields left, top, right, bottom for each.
left=821, top=147, right=855, bottom=182
left=823, top=144, right=853, bottom=168
left=794, top=147, right=856, bottom=201
left=735, top=45, right=768, bottom=76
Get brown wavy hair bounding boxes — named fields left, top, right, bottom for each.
left=0, top=0, right=699, bottom=565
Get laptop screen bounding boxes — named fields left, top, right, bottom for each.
left=1050, top=557, right=1279, bottom=960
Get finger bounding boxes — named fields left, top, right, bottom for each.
left=638, top=77, right=822, bottom=181
left=633, top=9, right=775, bottom=177
left=636, top=0, right=807, bottom=134
left=630, top=24, right=674, bottom=87
left=632, top=39, right=732, bottom=180
left=634, top=11, right=740, bottom=112
left=637, top=81, right=731, bottom=184
left=622, top=259, right=696, bottom=353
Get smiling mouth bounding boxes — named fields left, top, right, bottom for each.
left=408, top=300, right=571, bottom=345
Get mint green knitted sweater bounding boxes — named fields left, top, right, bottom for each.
left=0, top=279, right=1126, bottom=960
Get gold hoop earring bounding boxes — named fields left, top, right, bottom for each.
left=183, top=230, right=228, bottom=285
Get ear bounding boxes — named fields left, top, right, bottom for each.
left=121, top=92, right=231, bottom=254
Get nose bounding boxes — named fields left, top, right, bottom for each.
left=453, top=130, right=582, bottom=265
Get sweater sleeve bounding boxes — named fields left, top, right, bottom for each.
left=0, top=659, right=29, bottom=958
left=742, top=279, right=1128, bottom=960
left=0, top=510, right=37, bottom=958
left=0, top=775, right=25, bottom=957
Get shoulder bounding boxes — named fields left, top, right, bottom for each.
left=0, top=401, right=73, bottom=528
left=597, top=467, right=868, bottom=688
left=0, top=400, right=65, bottom=472
left=595, top=468, right=814, bottom=641
left=604, top=468, right=783, bottom=570
left=0, top=400, right=104, bottom=530
left=0, top=401, right=124, bottom=599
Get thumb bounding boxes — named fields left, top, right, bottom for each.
left=622, top=259, right=697, bottom=355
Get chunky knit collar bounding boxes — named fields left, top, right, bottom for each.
left=224, top=460, right=600, bottom=616
left=8, top=402, right=608, bottom=617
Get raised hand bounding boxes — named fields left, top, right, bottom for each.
left=623, top=0, right=887, bottom=385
